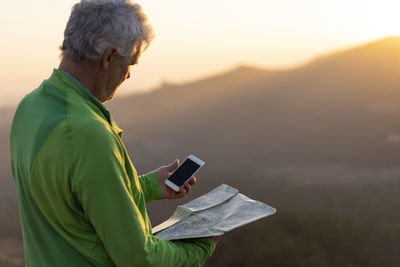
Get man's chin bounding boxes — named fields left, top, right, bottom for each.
left=106, top=94, right=115, bottom=102
left=107, top=88, right=119, bottom=101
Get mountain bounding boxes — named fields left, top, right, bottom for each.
left=109, top=37, right=400, bottom=227
left=107, top=36, right=400, bottom=177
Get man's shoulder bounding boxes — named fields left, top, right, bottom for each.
left=15, top=79, right=68, bottom=116
left=67, top=105, right=120, bottom=153
left=11, top=79, right=69, bottom=147
left=67, top=104, right=114, bottom=137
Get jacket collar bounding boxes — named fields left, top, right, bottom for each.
left=48, top=69, right=123, bottom=137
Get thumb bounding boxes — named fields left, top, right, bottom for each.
left=166, top=159, right=179, bottom=172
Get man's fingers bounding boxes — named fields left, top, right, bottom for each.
left=166, top=159, right=179, bottom=172
left=177, top=186, right=186, bottom=198
left=188, top=176, right=196, bottom=186
left=183, top=182, right=192, bottom=194
left=163, top=172, right=197, bottom=200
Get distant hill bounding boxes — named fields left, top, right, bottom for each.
left=0, top=107, right=19, bottom=238
left=107, top=36, right=400, bottom=175
left=109, top=37, right=400, bottom=224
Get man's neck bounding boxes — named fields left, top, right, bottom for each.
left=58, top=57, right=102, bottom=102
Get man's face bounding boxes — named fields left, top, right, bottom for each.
left=105, top=46, right=140, bottom=101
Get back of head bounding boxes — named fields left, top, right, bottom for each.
left=61, top=0, right=153, bottom=63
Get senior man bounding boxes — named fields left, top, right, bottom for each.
left=10, top=0, right=219, bottom=266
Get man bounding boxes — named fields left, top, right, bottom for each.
left=10, top=0, right=219, bottom=266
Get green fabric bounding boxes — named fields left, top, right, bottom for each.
left=10, top=69, right=215, bottom=267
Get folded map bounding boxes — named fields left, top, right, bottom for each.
left=153, top=184, right=276, bottom=240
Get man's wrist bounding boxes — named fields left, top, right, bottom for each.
left=141, top=171, right=163, bottom=202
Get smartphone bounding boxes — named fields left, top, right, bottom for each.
left=165, top=155, right=205, bottom=192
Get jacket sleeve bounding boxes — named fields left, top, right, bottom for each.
left=138, top=171, right=163, bottom=203
left=72, top=126, right=215, bottom=267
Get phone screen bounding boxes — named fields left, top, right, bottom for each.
left=168, top=159, right=201, bottom=187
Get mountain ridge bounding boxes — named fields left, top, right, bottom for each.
left=105, top=36, right=400, bottom=179
left=109, top=36, right=400, bottom=124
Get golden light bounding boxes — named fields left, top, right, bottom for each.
left=359, top=0, right=400, bottom=38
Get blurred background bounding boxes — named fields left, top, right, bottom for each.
left=1, top=0, right=400, bottom=266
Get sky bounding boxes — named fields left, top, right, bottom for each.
left=1, top=0, right=400, bottom=107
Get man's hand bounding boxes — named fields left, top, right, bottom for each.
left=155, top=159, right=197, bottom=200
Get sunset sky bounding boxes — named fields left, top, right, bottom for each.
left=1, top=0, right=400, bottom=107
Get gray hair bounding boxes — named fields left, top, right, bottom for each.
left=60, top=0, right=153, bottom=62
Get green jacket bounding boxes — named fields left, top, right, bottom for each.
left=10, top=69, right=214, bottom=267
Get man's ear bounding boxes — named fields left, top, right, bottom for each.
left=101, top=46, right=117, bottom=71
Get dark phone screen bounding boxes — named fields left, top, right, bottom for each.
left=168, top=159, right=201, bottom=187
